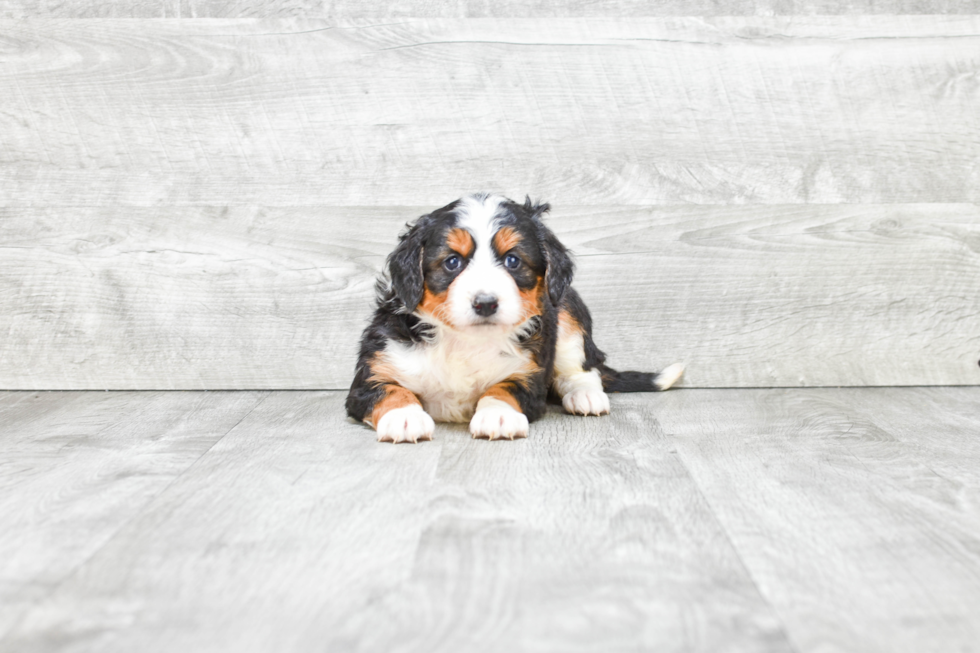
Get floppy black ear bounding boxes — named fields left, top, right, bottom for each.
left=387, top=215, right=432, bottom=312
left=527, top=197, right=574, bottom=306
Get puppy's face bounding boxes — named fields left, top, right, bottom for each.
left=388, top=194, right=573, bottom=332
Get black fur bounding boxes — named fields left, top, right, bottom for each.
left=558, top=287, right=671, bottom=393
left=386, top=217, right=428, bottom=312
left=387, top=200, right=463, bottom=312
left=346, top=194, right=673, bottom=426
left=522, top=197, right=574, bottom=306
left=502, top=298, right=558, bottom=422
left=344, top=300, right=434, bottom=422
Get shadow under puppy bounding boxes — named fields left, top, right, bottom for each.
left=346, top=193, right=684, bottom=443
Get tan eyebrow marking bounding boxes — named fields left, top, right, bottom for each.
left=493, top=226, right=521, bottom=253
left=447, top=228, right=474, bottom=257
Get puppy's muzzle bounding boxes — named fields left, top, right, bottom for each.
left=472, top=294, right=499, bottom=317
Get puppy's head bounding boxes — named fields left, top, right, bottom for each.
left=387, top=193, right=573, bottom=330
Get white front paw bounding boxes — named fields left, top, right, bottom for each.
left=563, top=388, right=610, bottom=416
left=469, top=398, right=528, bottom=440
left=375, top=405, right=435, bottom=443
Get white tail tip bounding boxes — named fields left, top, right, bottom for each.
left=654, top=363, right=685, bottom=391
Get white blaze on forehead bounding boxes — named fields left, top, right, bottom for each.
left=447, top=194, right=524, bottom=327
left=455, top=193, right=505, bottom=258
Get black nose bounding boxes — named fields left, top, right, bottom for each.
left=472, top=294, right=498, bottom=317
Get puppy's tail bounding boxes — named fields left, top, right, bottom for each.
left=599, top=362, right=685, bottom=393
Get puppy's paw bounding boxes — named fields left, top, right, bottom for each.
left=563, top=388, right=610, bottom=416
left=375, top=405, right=434, bottom=443
left=470, top=398, right=528, bottom=441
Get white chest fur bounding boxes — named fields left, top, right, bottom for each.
left=381, top=326, right=532, bottom=423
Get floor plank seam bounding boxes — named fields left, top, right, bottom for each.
left=0, top=391, right=273, bottom=647
left=663, top=427, right=805, bottom=653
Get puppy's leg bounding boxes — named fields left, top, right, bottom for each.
left=553, top=308, right=610, bottom=416
left=347, top=349, right=435, bottom=443
left=470, top=382, right=530, bottom=440
left=368, top=384, right=435, bottom=444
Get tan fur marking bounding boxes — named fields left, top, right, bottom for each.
left=447, top=228, right=474, bottom=257
left=370, top=385, right=421, bottom=427
left=493, top=226, right=521, bottom=253
left=367, top=351, right=399, bottom=385
left=554, top=309, right=588, bottom=384
left=558, top=309, right=583, bottom=336
left=419, top=285, right=453, bottom=325
left=482, top=383, right=523, bottom=413
left=520, top=277, right=545, bottom=321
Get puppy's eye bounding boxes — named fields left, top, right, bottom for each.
left=503, top=254, right=521, bottom=269
left=444, top=255, right=462, bottom=271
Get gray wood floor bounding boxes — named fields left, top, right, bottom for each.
left=2, top=388, right=978, bottom=652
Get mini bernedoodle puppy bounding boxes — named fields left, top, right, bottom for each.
left=346, top=193, right=684, bottom=443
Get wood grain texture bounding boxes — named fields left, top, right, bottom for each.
left=3, top=389, right=978, bottom=651
left=0, top=390, right=267, bottom=641
left=333, top=406, right=791, bottom=652
left=2, top=204, right=977, bottom=389
left=0, top=391, right=792, bottom=653
left=4, top=1, right=980, bottom=18
left=657, top=386, right=980, bottom=653
left=844, top=387, right=980, bottom=488
left=1, top=17, right=979, bottom=206
left=0, top=391, right=447, bottom=653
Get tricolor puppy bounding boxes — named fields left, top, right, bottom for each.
left=346, top=193, right=684, bottom=443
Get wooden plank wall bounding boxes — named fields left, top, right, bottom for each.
left=1, top=5, right=978, bottom=389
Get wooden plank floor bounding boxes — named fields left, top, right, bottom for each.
left=1, top=388, right=978, bottom=652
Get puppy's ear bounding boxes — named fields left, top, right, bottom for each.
left=387, top=215, right=432, bottom=312
left=526, top=197, right=574, bottom=306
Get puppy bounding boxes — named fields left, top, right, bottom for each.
left=346, top=193, right=684, bottom=443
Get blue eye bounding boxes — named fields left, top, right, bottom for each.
left=444, top=255, right=461, bottom=271
left=504, top=254, right=521, bottom=269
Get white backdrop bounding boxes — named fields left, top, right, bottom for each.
left=1, top=8, right=978, bottom=388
